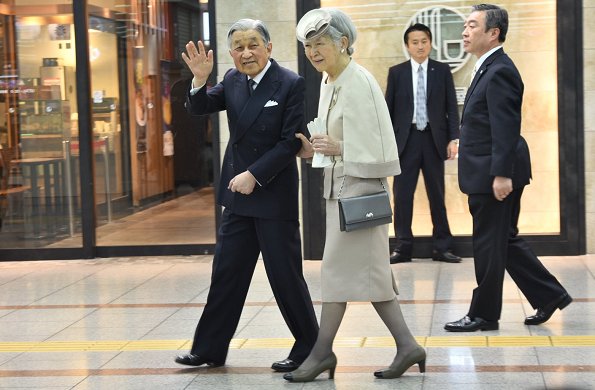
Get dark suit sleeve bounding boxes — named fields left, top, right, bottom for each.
left=487, top=65, right=523, bottom=178
left=444, top=67, right=460, bottom=141
left=247, top=76, right=305, bottom=186
left=385, top=69, right=396, bottom=130
left=186, top=69, right=234, bottom=116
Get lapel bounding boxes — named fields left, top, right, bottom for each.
left=403, top=61, right=414, bottom=106
left=232, top=72, right=251, bottom=115
left=462, top=48, right=504, bottom=120
left=233, top=59, right=281, bottom=142
left=426, top=59, right=435, bottom=99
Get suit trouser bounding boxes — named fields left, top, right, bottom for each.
left=393, top=128, right=453, bottom=253
left=190, top=208, right=319, bottom=364
left=467, top=189, right=567, bottom=321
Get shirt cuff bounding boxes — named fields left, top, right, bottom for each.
left=247, top=170, right=262, bottom=187
left=189, top=80, right=206, bottom=95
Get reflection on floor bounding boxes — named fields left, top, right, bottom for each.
left=50, top=187, right=217, bottom=248
left=0, top=254, right=592, bottom=389
left=97, top=187, right=217, bottom=246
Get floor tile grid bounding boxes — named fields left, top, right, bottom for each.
left=0, top=256, right=593, bottom=388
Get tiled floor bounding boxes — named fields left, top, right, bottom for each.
left=0, top=254, right=593, bottom=389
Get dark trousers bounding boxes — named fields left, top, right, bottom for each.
left=190, top=209, right=319, bottom=364
left=393, top=128, right=453, bottom=254
left=467, top=189, right=567, bottom=321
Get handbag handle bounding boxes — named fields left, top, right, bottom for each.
left=337, top=176, right=387, bottom=199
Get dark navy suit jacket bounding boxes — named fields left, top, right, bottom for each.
left=385, top=58, right=460, bottom=160
left=187, top=59, right=305, bottom=220
left=458, top=48, right=531, bottom=195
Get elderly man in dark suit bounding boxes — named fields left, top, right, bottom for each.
left=385, top=23, right=462, bottom=264
left=445, top=4, right=571, bottom=332
left=174, top=18, right=318, bottom=370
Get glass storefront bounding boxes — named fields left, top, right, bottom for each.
left=320, top=0, right=561, bottom=237
left=0, top=0, right=583, bottom=259
left=0, top=0, right=216, bottom=253
left=0, top=2, right=82, bottom=248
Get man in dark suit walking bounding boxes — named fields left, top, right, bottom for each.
left=445, top=4, right=571, bottom=332
left=175, top=19, right=318, bottom=370
left=385, top=23, right=462, bottom=264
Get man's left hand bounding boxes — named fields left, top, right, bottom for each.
left=228, top=171, right=257, bottom=195
left=493, top=176, right=513, bottom=201
left=447, top=140, right=458, bottom=160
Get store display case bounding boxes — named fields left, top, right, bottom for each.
left=92, top=97, right=119, bottom=152
left=18, top=99, right=71, bottom=158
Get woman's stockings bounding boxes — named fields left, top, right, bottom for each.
left=296, top=302, right=346, bottom=371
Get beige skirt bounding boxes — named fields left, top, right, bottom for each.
left=321, top=199, right=398, bottom=302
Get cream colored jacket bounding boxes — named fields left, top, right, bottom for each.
left=317, top=60, right=401, bottom=199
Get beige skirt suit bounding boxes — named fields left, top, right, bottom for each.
left=317, top=60, right=401, bottom=302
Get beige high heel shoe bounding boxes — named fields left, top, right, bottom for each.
left=374, top=346, right=426, bottom=379
left=283, top=352, right=337, bottom=382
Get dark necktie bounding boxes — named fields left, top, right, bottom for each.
left=248, top=79, right=256, bottom=95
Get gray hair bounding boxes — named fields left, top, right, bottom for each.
left=300, top=8, right=357, bottom=55
left=227, top=18, right=271, bottom=49
left=326, top=9, right=357, bottom=55
left=472, top=4, right=508, bottom=43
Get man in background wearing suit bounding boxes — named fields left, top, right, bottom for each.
left=445, top=4, right=571, bottom=332
left=385, top=23, right=462, bottom=264
left=175, top=19, right=318, bottom=370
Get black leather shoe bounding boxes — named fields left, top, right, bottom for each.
left=444, top=316, right=499, bottom=332
left=390, top=250, right=412, bottom=264
left=271, top=358, right=299, bottom=372
left=525, top=293, right=573, bottom=325
left=174, top=353, right=223, bottom=367
left=432, top=250, right=462, bottom=263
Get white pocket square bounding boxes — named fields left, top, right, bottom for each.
left=264, top=100, right=278, bottom=107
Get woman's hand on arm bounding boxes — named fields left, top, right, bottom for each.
left=311, top=134, right=342, bottom=156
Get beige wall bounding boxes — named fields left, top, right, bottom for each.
left=585, top=0, right=595, bottom=253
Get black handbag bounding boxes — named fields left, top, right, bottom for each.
left=337, top=178, right=392, bottom=232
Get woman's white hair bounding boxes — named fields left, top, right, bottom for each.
left=297, top=8, right=357, bottom=55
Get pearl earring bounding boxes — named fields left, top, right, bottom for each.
left=341, top=48, right=345, bottom=53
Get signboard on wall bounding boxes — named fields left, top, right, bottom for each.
left=404, top=6, right=471, bottom=73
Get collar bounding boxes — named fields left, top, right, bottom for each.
left=475, top=45, right=502, bottom=71
left=410, top=57, right=429, bottom=72
left=248, top=59, right=272, bottom=85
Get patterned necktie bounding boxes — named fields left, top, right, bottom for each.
left=416, top=65, right=427, bottom=130
left=248, top=79, right=256, bottom=95
left=470, top=63, right=478, bottom=86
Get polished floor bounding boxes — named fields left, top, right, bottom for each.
left=0, top=254, right=593, bottom=389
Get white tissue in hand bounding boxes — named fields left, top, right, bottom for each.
left=307, top=118, right=332, bottom=168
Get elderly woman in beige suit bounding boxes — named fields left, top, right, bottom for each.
left=284, top=8, right=426, bottom=383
